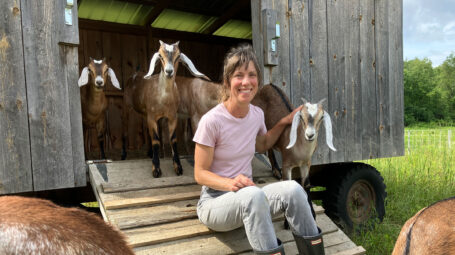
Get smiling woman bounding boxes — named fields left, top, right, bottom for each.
left=192, top=44, right=325, bottom=255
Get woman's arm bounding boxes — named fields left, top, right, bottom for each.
left=194, top=143, right=255, bottom=192
left=255, top=105, right=303, bottom=153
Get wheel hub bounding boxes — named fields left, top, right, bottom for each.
left=346, top=180, right=376, bottom=224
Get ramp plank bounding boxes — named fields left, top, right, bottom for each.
left=104, top=190, right=201, bottom=209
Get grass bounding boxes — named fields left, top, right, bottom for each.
left=349, top=127, right=455, bottom=254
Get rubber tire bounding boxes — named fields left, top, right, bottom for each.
left=322, top=163, right=387, bottom=232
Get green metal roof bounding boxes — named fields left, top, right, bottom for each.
left=77, top=0, right=252, bottom=39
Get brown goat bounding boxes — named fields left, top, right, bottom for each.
left=122, top=41, right=208, bottom=177
left=252, top=84, right=336, bottom=182
left=175, top=76, right=220, bottom=151
left=0, top=196, right=134, bottom=255
left=78, top=58, right=121, bottom=159
left=392, top=197, right=455, bottom=255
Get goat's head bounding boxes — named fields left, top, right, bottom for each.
left=144, top=40, right=210, bottom=80
left=78, top=58, right=121, bottom=90
left=286, top=98, right=336, bottom=151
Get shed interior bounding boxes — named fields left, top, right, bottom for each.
left=77, top=0, right=252, bottom=159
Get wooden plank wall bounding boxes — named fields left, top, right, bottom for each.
left=19, top=0, right=85, bottom=191
left=78, top=26, right=240, bottom=159
left=252, top=0, right=404, bottom=164
left=0, top=0, right=33, bottom=194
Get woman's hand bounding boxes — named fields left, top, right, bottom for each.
left=281, top=105, right=303, bottom=125
left=228, top=174, right=255, bottom=192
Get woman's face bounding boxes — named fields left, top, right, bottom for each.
left=228, top=61, right=258, bottom=105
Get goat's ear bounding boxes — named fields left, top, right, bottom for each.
left=144, top=52, right=161, bottom=79
left=159, top=40, right=164, bottom=46
left=174, top=41, right=180, bottom=46
left=108, top=68, right=121, bottom=90
left=286, top=110, right=302, bottom=149
left=318, top=98, right=327, bottom=106
left=180, top=53, right=211, bottom=81
left=78, top=67, right=89, bottom=87
left=323, top=111, right=337, bottom=151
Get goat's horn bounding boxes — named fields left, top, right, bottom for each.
left=78, top=67, right=89, bottom=87
left=286, top=110, right=302, bottom=149
left=301, top=98, right=308, bottom=105
left=144, top=52, right=160, bottom=79
left=108, top=68, right=121, bottom=90
left=323, top=111, right=337, bottom=151
left=180, top=53, right=211, bottom=81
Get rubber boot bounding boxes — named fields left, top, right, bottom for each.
left=254, top=238, right=285, bottom=255
left=293, top=228, right=324, bottom=255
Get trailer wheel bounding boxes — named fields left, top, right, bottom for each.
left=322, top=163, right=386, bottom=232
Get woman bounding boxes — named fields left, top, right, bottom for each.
left=193, top=44, right=324, bottom=255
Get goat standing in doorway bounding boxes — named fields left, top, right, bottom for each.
left=122, top=41, right=208, bottom=177
left=78, top=58, right=121, bottom=159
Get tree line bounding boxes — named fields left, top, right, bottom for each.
left=404, top=53, right=455, bottom=126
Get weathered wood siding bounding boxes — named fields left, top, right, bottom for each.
left=252, top=0, right=404, bottom=164
left=0, top=0, right=33, bottom=194
left=0, top=0, right=85, bottom=194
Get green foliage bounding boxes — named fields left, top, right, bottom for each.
left=404, top=54, right=455, bottom=125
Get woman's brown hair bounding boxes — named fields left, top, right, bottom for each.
left=219, top=44, right=262, bottom=102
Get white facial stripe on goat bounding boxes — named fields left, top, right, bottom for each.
left=165, top=44, right=174, bottom=53
left=306, top=103, right=318, bottom=118
left=94, top=59, right=102, bottom=64
left=95, top=76, right=104, bottom=85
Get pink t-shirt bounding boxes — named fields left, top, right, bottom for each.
left=193, top=103, right=267, bottom=179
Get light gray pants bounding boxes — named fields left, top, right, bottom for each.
left=197, top=180, right=318, bottom=251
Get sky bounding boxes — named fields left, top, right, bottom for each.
left=403, top=0, right=455, bottom=66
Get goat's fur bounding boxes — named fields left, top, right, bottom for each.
left=175, top=76, right=220, bottom=151
left=392, top=196, right=455, bottom=255
left=0, top=196, right=134, bottom=255
left=122, top=41, right=208, bottom=177
left=252, top=84, right=336, bottom=183
left=78, top=58, right=121, bottom=159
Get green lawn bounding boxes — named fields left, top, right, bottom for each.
left=349, top=127, right=455, bottom=254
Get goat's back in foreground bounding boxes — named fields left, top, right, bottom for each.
left=392, top=196, right=455, bottom=255
left=0, top=196, right=134, bottom=255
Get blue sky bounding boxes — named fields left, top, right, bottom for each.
left=404, top=0, right=455, bottom=66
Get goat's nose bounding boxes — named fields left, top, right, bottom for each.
left=307, top=133, right=314, bottom=139
left=96, top=80, right=103, bottom=86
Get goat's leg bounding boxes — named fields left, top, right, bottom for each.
left=281, top=165, right=293, bottom=230
left=96, top=121, right=106, bottom=159
left=303, top=177, right=316, bottom=220
left=147, top=117, right=162, bottom=178
left=267, top=149, right=282, bottom=179
left=121, top=108, right=129, bottom=160
left=168, top=116, right=183, bottom=176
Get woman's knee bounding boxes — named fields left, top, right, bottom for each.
left=239, top=186, right=268, bottom=211
left=282, top=180, right=308, bottom=200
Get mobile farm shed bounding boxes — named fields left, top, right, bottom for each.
left=0, top=0, right=403, bottom=238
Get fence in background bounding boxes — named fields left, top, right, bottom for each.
left=405, top=129, right=453, bottom=151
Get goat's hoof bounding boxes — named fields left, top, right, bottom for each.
left=175, top=166, right=183, bottom=176
left=153, top=168, right=162, bottom=178
left=272, top=169, right=282, bottom=180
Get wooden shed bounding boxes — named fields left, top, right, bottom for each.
left=1, top=0, right=403, bottom=235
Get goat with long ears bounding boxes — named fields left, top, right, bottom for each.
left=122, top=40, right=209, bottom=178
left=78, top=58, right=121, bottom=159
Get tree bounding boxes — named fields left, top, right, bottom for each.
left=435, top=53, right=455, bottom=120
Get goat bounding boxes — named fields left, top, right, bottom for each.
left=392, top=196, right=455, bottom=255
left=252, top=84, right=336, bottom=219
left=175, top=76, right=220, bottom=152
left=0, top=196, right=134, bottom=255
left=122, top=41, right=208, bottom=177
left=78, top=58, right=121, bottom=159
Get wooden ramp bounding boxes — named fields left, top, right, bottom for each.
left=88, top=156, right=365, bottom=255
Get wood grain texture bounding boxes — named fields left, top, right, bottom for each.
left=0, top=0, right=33, bottom=194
